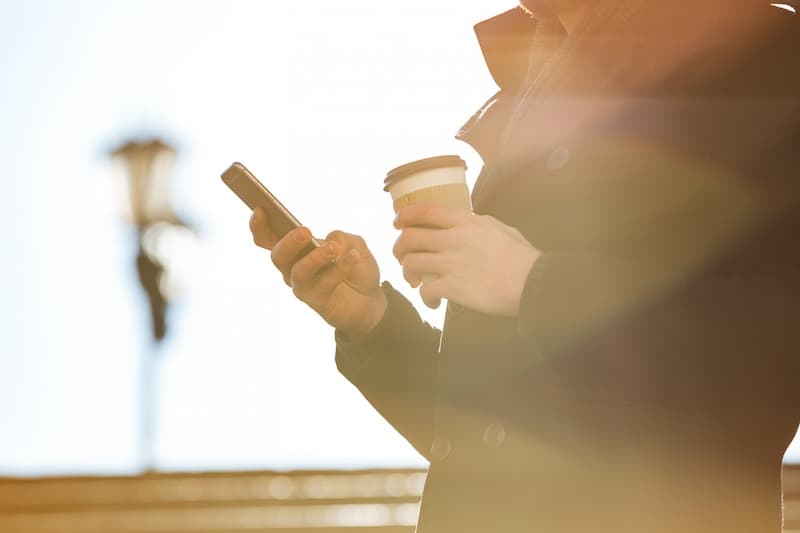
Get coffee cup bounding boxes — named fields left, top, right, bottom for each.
left=384, top=155, right=471, bottom=215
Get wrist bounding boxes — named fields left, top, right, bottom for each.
left=511, top=248, right=542, bottom=317
left=344, top=286, right=388, bottom=342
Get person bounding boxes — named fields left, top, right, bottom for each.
left=249, top=2, right=800, bottom=531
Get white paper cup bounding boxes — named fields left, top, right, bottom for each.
left=384, top=155, right=471, bottom=215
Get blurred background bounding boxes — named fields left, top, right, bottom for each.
left=0, top=0, right=798, bottom=531
left=0, top=0, right=513, bottom=475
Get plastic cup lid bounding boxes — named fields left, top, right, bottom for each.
left=384, top=155, right=467, bottom=192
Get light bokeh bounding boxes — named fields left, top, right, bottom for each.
left=0, top=0, right=797, bottom=476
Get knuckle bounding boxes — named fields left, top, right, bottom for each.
left=290, top=227, right=306, bottom=243
left=333, top=255, right=351, bottom=274
left=249, top=210, right=263, bottom=228
left=402, top=263, right=417, bottom=284
left=401, top=261, right=411, bottom=277
left=290, top=266, right=306, bottom=290
left=392, top=237, right=403, bottom=259
left=269, top=248, right=282, bottom=268
left=293, top=258, right=311, bottom=280
left=326, top=229, right=344, bottom=242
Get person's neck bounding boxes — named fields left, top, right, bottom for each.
left=519, top=1, right=589, bottom=35
left=559, top=5, right=587, bottom=35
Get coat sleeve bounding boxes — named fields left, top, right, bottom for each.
left=512, top=97, right=800, bottom=407
left=513, top=16, right=800, bottom=370
left=335, top=281, right=441, bottom=460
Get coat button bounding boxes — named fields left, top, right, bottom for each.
left=430, top=436, right=453, bottom=461
left=547, top=147, right=570, bottom=171
left=483, top=423, right=506, bottom=449
left=447, top=302, right=465, bottom=316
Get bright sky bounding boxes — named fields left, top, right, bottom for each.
left=0, top=0, right=797, bottom=476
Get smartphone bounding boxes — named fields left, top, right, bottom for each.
left=221, top=162, right=320, bottom=254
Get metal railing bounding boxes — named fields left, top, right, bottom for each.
left=0, top=466, right=798, bottom=532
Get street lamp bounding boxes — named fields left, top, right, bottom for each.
left=110, top=137, right=192, bottom=471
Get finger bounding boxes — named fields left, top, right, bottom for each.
left=271, top=227, right=316, bottom=285
left=402, top=252, right=449, bottom=288
left=290, top=240, right=340, bottom=291
left=393, top=227, right=448, bottom=262
left=419, top=279, right=444, bottom=310
left=293, top=248, right=369, bottom=319
left=393, top=203, right=468, bottom=230
left=326, top=231, right=376, bottom=291
left=315, top=247, right=361, bottom=293
left=250, top=207, right=279, bottom=249
left=325, top=230, right=350, bottom=249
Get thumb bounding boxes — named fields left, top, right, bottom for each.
left=419, top=281, right=442, bottom=310
left=327, top=231, right=379, bottom=293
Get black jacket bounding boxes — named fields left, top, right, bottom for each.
left=336, top=5, right=800, bottom=532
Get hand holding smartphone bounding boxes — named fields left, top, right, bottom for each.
left=221, top=162, right=320, bottom=255
left=223, top=161, right=388, bottom=337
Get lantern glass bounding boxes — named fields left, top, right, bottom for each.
left=111, top=139, right=179, bottom=229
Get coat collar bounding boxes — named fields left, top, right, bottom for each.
left=472, top=7, right=539, bottom=92
left=456, top=7, right=564, bottom=167
left=461, top=2, right=799, bottom=214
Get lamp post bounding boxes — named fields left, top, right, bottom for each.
left=110, top=137, right=191, bottom=472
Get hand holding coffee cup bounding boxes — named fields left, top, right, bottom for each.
left=385, top=155, right=471, bottom=284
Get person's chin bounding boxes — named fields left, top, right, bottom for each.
left=518, top=0, right=586, bottom=16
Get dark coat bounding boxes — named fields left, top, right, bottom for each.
left=336, top=5, right=800, bottom=532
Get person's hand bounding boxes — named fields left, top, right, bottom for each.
left=249, top=207, right=387, bottom=339
left=393, top=203, right=541, bottom=315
